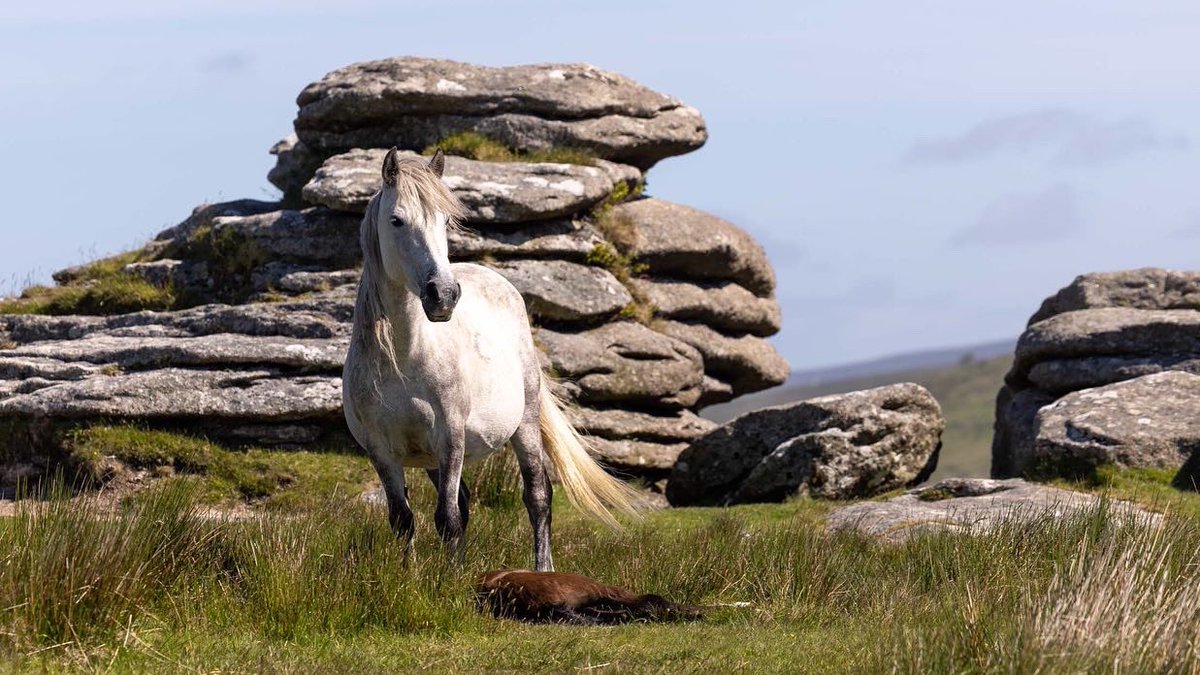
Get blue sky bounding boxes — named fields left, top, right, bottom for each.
left=2, top=1, right=1198, bottom=370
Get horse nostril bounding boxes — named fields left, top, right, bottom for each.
left=424, top=280, right=439, bottom=301
left=452, top=282, right=462, bottom=303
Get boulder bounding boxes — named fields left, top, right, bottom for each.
left=1025, top=372, right=1200, bottom=479
left=490, top=260, right=630, bottom=324
left=302, top=149, right=614, bottom=222
left=667, top=383, right=943, bottom=506
left=655, top=320, right=789, bottom=396
left=827, top=478, right=1161, bottom=542
left=292, top=57, right=706, bottom=170
left=1029, top=268, right=1200, bottom=325
left=535, top=323, right=704, bottom=409
left=612, top=199, right=775, bottom=296
left=449, top=219, right=604, bottom=261
left=630, top=278, right=781, bottom=336
left=994, top=269, right=1200, bottom=480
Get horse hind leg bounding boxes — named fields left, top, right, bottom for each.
left=368, top=454, right=414, bottom=546
left=511, top=416, right=554, bottom=572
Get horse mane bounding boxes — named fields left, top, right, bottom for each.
left=356, top=156, right=466, bottom=375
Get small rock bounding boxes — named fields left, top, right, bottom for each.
left=827, top=478, right=1161, bottom=542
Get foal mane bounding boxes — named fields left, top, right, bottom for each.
left=357, top=155, right=466, bottom=375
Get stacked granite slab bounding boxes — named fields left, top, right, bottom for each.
left=992, top=268, right=1200, bottom=482
left=0, top=57, right=787, bottom=478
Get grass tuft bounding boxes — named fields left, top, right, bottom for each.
left=0, top=250, right=174, bottom=316
left=423, top=132, right=596, bottom=166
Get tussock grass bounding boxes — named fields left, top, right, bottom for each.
left=423, top=132, right=597, bottom=166
left=5, top=470, right=1200, bottom=672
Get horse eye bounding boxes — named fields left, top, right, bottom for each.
left=390, top=216, right=405, bottom=228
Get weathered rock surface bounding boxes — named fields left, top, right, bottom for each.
left=303, top=149, right=615, bottom=222
left=448, top=219, right=603, bottom=261
left=1029, top=268, right=1200, bottom=325
left=631, top=278, right=781, bottom=336
left=4, top=335, right=347, bottom=372
left=489, top=260, right=631, bottom=324
left=267, top=134, right=322, bottom=207
left=536, top=323, right=704, bottom=409
left=655, top=321, right=789, bottom=396
left=613, top=199, right=775, bottom=296
left=827, top=478, right=1161, bottom=542
left=0, top=369, right=341, bottom=422
left=994, top=269, right=1200, bottom=480
left=2, top=57, right=786, bottom=480
left=667, top=383, right=944, bottom=506
left=1028, top=372, right=1200, bottom=478
left=291, top=57, right=706, bottom=174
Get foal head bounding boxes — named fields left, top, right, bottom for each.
left=369, top=148, right=465, bottom=322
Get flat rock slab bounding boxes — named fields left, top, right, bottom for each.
left=449, top=219, right=603, bottom=261
left=303, top=149, right=614, bottom=222
left=631, top=278, right=781, bottom=337
left=827, top=478, right=1162, bottom=542
left=1, top=297, right=351, bottom=344
left=613, top=199, right=774, bottom=296
left=655, top=320, right=789, bottom=396
left=1014, top=308, right=1200, bottom=379
left=4, top=334, right=348, bottom=373
left=1030, top=268, right=1200, bottom=325
left=1030, top=371, right=1200, bottom=476
left=0, top=368, right=341, bottom=421
left=667, top=383, right=944, bottom=506
left=293, top=57, right=706, bottom=169
left=587, top=437, right=687, bottom=473
left=536, top=323, right=704, bottom=409
left=567, top=407, right=716, bottom=444
left=490, top=260, right=630, bottom=324
left=206, top=208, right=363, bottom=268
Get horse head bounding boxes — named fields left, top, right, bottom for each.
left=372, top=147, right=464, bottom=322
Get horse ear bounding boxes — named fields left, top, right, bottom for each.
left=428, top=149, right=446, bottom=178
left=382, top=147, right=400, bottom=186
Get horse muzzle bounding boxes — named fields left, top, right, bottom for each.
left=422, top=278, right=461, bottom=322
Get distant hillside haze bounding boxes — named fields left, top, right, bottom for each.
left=702, top=340, right=1016, bottom=481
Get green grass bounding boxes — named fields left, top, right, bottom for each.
left=5, top=465, right=1200, bottom=672
left=0, top=250, right=174, bottom=316
left=423, top=131, right=597, bottom=166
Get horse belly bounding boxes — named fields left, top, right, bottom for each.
left=463, top=357, right=527, bottom=463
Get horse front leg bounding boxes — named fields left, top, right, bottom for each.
left=432, top=433, right=468, bottom=559
left=367, top=454, right=414, bottom=548
left=511, top=417, right=553, bottom=572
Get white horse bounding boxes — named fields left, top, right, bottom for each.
left=343, top=148, right=641, bottom=571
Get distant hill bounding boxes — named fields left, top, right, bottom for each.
left=702, top=341, right=1016, bottom=480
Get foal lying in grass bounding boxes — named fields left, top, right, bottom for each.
left=475, top=569, right=705, bottom=625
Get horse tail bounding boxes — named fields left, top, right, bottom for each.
left=538, top=380, right=644, bottom=529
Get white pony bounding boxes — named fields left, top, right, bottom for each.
left=343, top=149, right=641, bottom=571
